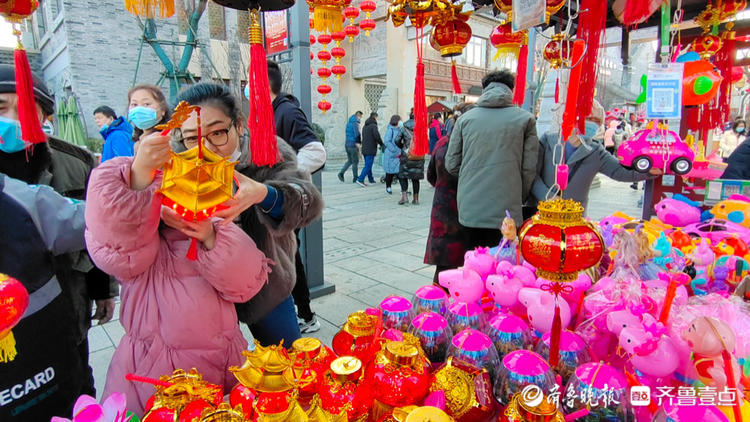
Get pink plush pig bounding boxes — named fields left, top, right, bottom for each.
left=486, top=274, right=522, bottom=309
left=518, top=288, right=571, bottom=334
left=682, top=316, right=741, bottom=389
left=463, top=247, right=497, bottom=280
left=495, top=260, right=536, bottom=287
left=619, top=318, right=679, bottom=378
left=606, top=308, right=644, bottom=337
left=439, top=268, right=485, bottom=304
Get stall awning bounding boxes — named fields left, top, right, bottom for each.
left=427, top=100, right=457, bottom=113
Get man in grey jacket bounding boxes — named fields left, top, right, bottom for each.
left=445, top=70, right=538, bottom=249
left=529, top=100, right=660, bottom=212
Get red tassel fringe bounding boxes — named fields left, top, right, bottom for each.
left=247, top=43, right=279, bottom=167
left=562, top=41, right=586, bottom=141
left=14, top=48, right=46, bottom=145
left=186, top=238, right=198, bottom=261
left=623, top=0, right=658, bottom=26
left=716, top=36, right=735, bottom=127
left=549, top=298, right=562, bottom=368
left=513, top=44, right=528, bottom=106
left=722, top=349, right=743, bottom=422
left=451, top=60, right=462, bottom=95
left=575, top=0, right=606, bottom=133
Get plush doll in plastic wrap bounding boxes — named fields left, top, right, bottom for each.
left=682, top=317, right=742, bottom=392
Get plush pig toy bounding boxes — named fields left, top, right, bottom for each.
left=682, top=316, right=742, bottom=390
left=518, top=288, right=571, bottom=335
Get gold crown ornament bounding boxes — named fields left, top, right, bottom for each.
left=230, top=341, right=297, bottom=393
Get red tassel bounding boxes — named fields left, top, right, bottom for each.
left=549, top=298, right=562, bottom=368
left=451, top=60, right=462, bottom=95
left=554, top=78, right=559, bottom=103
left=186, top=238, right=198, bottom=261
left=513, top=44, right=528, bottom=106
left=14, top=48, right=46, bottom=144
left=412, top=26, right=429, bottom=157
left=722, top=349, right=744, bottom=422
left=561, top=40, right=586, bottom=141
left=623, top=0, right=659, bottom=26
left=247, top=11, right=278, bottom=167
left=716, top=35, right=736, bottom=127
left=575, top=0, right=606, bottom=133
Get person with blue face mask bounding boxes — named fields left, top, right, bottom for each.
left=126, top=85, right=170, bottom=146
left=719, top=120, right=746, bottom=162
left=528, top=100, right=662, bottom=216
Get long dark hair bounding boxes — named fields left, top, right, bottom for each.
left=128, top=84, right=171, bottom=141
left=733, top=119, right=746, bottom=133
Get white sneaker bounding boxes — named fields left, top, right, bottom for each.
left=299, top=314, right=321, bottom=334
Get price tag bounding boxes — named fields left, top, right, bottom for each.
left=512, top=0, right=545, bottom=32
left=646, top=63, right=684, bottom=120
left=662, top=175, right=676, bottom=187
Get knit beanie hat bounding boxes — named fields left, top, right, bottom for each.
left=0, top=64, right=54, bottom=116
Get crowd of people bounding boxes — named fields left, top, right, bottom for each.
left=1, top=61, right=325, bottom=419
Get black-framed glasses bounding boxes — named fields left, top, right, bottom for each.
left=179, top=121, right=235, bottom=148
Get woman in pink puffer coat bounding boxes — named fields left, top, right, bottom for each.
left=84, top=133, right=271, bottom=414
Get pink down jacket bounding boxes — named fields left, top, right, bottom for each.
left=84, top=157, right=271, bottom=414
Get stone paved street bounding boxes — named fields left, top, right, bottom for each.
left=88, top=160, right=644, bottom=397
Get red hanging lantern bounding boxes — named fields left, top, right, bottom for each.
left=431, top=18, right=472, bottom=57
left=317, top=84, right=333, bottom=95
left=332, top=64, right=347, bottom=79
left=331, top=31, right=347, bottom=46
left=721, top=0, right=747, bottom=19
left=344, top=5, right=360, bottom=22
left=317, top=33, right=333, bottom=46
left=360, top=0, right=376, bottom=17
left=318, top=50, right=333, bottom=64
left=692, top=34, right=723, bottom=60
left=359, top=18, right=376, bottom=36
left=490, top=23, right=525, bottom=61
left=331, top=46, right=346, bottom=63
left=345, top=24, right=360, bottom=41
left=543, top=33, right=573, bottom=69
left=0, top=274, right=29, bottom=363
left=318, top=100, right=332, bottom=113
left=318, top=67, right=332, bottom=79
left=519, top=199, right=604, bottom=283
left=310, top=51, right=314, bottom=60
left=310, top=34, right=316, bottom=45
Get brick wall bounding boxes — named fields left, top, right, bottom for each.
left=0, top=48, right=42, bottom=74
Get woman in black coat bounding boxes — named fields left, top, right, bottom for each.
left=356, top=113, right=383, bottom=185
left=722, top=138, right=750, bottom=180
left=395, top=112, right=425, bottom=205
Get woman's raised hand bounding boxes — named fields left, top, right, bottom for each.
left=214, top=170, right=269, bottom=224
left=130, top=132, right=172, bottom=190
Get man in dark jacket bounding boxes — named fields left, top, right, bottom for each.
left=94, top=105, right=134, bottom=162
left=268, top=61, right=326, bottom=174
left=0, top=65, right=116, bottom=402
left=356, top=112, right=383, bottom=186
left=722, top=138, right=750, bottom=180
left=267, top=61, right=325, bottom=334
left=339, top=111, right=363, bottom=182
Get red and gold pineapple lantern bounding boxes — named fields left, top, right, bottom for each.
left=543, top=33, right=573, bottom=69
left=290, top=338, right=336, bottom=408
left=692, top=34, right=723, bottom=60
left=490, top=23, right=525, bottom=61
left=344, top=5, right=360, bottom=22
left=319, top=356, right=373, bottom=420
left=345, top=24, right=360, bottom=41
left=332, top=311, right=380, bottom=363
left=519, top=198, right=604, bottom=283
left=431, top=17, right=472, bottom=57
left=308, top=0, right=353, bottom=34
left=0, top=274, right=28, bottom=363
left=366, top=341, right=432, bottom=421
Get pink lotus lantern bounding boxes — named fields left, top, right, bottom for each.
left=412, top=285, right=448, bottom=315
left=379, top=295, right=415, bottom=331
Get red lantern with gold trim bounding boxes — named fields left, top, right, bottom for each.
left=318, top=67, right=332, bottom=80
left=432, top=18, right=472, bottom=57
left=317, top=84, right=333, bottom=95
left=345, top=24, right=360, bottom=41
left=490, top=23, right=525, bottom=61
left=360, top=18, right=376, bottom=36
left=310, top=34, right=316, bottom=45
left=519, top=199, right=604, bottom=283
left=692, top=34, right=723, bottom=60
left=344, top=5, right=360, bottom=22
left=317, top=33, right=333, bottom=46
left=318, top=50, right=333, bottom=64
left=360, top=0, right=376, bottom=17
left=331, top=31, right=346, bottom=46
left=332, top=64, right=347, bottom=79
left=543, top=33, right=573, bottom=69
left=0, top=0, right=39, bottom=19
left=0, top=274, right=29, bottom=363
left=318, top=100, right=332, bottom=113
left=331, top=46, right=346, bottom=63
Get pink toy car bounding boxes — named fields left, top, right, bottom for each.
left=617, top=129, right=695, bottom=175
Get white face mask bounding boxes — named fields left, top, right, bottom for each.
left=230, top=145, right=242, bottom=162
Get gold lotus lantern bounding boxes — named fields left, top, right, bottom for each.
left=230, top=341, right=297, bottom=393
